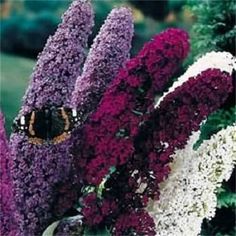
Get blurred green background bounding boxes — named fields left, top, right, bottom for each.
left=0, top=0, right=235, bottom=235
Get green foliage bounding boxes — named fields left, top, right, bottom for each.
left=217, top=186, right=236, bottom=209
left=21, top=11, right=58, bottom=50
left=169, top=0, right=186, bottom=12
left=1, top=13, right=59, bottom=58
left=201, top=207, right=236, bottom=236
left=1, top=0, right=190, bottom=59
left=202, top=107, right=235, bottom=139
left=42, top=221, right=59, bottom=236
left=189, top=0, right=236, bottom=63
left=193, top=107, right=236, bottom=149
left=0, top=0, right=70, bottom=58
left=0, top=53, right=34, bottom=135
left=84, top=227, right=111, bottom=236
left=93, top=0, right=114, bottom=27
left=24, top=0, right=69, bottom=13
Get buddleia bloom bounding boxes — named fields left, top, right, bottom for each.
left=70, top=6, right=134, bottom=185
left=61, top=5, right=133, bottom=222
left=0, top=112, right=19, bottom=236
left=9, top=1, right=94, bottom=235
left=75, top=28, right=189, bottom=188
left=71, top=7, right=134, bottom=110
left=20, top=0, right=94, bottom=115
left=114, top=51, right=235, bottom=202
left=71, top=28, right=189, bottom=232
left=156, top=51, right=236, bottom=106
left=148, top=125, right=236, bottom=236
left=100, top=51, right=234, bottom=234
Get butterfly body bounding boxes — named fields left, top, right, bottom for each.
left=13, top=107, right=85, bottom=145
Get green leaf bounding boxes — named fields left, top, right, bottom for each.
left=217, top=187, right=236, bottom=209
left=188, top=0, right=235, bottom=63
left=193, top=107, right=236, bottom=149
left=84, top=227, right=111, bottom=236
left=42, top=221, right=59, bottom=236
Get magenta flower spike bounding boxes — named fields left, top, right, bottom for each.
left=90, top=68, right=233, bottom=235
left=136, top=69, right=233, bottom=198
left=9, top=1, right=94, bottom=235
left=103, top=67, right=233, bottom=217
left=0, top=112, right=19, bottom=236
left=74, top=28, right=189, bottom=189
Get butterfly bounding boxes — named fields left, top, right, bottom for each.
left=12, top=106, right=86, bottom=145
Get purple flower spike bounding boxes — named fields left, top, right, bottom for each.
left=71, top=7, right=133, bottom=109
left=0, top=113, right=19, bottom=236
left=9, top=1, right=94, bottom=235
left=69, top=5, right=133, bottom=213
left=21, top=0, right=94, bottom=115
left=0, top=113, right=10, bottom=189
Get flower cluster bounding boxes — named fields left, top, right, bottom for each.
left=2, top=1, right=235, bottom=235
left=113, top=210, right=156, bottom=236
left=148, top=125, right=236, bottom=236
left=74, top=51, right=234, bottom=234
left=118, top=55, right=235, bottom=202
left=8, top=1, right=133, bottom=235
left=156, top=51, right=236, bottom=106
left=71, top=7, right=133, bottom=109
left=9, top=1, right=94, bottom=234
left=75, top=28, right=189, bottom=187
left=20, top=0, right=93, bottom=115
left=81, top=192, right=117, bottom=226
left=0, top=113, right=19, bottom=236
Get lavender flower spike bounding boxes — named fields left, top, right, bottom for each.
left=71, top=7, right=133, bottom=109
left=9, top=1, right=94, bottom=235
left=21, top=0, right=94, bottom=114
left=0, top=112, right=19, bottom=236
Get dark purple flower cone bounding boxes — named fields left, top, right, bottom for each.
left=104, top=69, right=233, bottom=228
left=141, top=69, right=234, bottom=196
left=74, top=28, right=189, bottom=189
left=67, top=28, right=189, bottom=232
